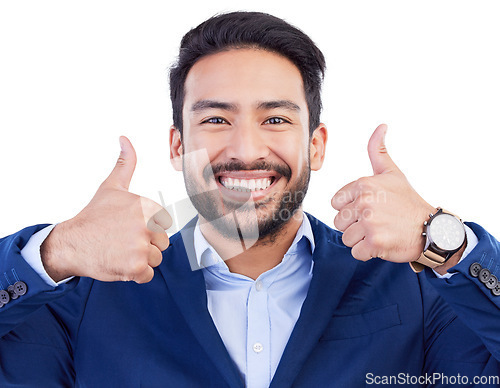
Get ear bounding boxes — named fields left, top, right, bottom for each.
left=309, top=124, right=328, bottom=171
left=169, top=126, right=183, bottom=171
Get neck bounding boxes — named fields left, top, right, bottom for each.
left=199, top=211, right=304, bottom=280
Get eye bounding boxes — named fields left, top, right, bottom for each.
left=202, top=117, right=229, bottom=125
left=263, top=117, right=290, bottom=125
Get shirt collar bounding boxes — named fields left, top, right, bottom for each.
left=193, top=212, right=315, bottom=269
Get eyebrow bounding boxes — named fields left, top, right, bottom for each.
left=256, top=100, right=301, bottom=112
left=190, top=100, right=238, bottom=112
left=190, top=99, right=301, bottom=113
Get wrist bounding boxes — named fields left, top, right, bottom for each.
left=40, top=220, right=78, bottom=283
left=432, top=241, right=467, bottom=276
left=410, top=207, right=467, bottom=273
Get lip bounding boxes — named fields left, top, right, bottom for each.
left=216, top=170, right=280, bottom=180
left=215, top=170, right=282, bottom=202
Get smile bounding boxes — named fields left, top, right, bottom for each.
left=219, top=177, right=275, bottom=192
left=215, top=170, right=281, bottom=199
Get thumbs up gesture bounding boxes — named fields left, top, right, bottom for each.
left=331, top=124, right=437, bottom=263
left=41, top=137, right=172, bottom=283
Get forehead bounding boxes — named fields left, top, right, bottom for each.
left=183, top=48, right=306, bottom=111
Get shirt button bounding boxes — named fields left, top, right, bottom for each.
left=255, top=280, right=263, bottom=292
left=253, top=342, right=263, bottom=353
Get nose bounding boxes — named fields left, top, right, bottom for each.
left=225, top=122, right=270, bottom=164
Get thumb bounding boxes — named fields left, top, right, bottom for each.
left=104, top=136, right=137, bottom=190
left=367, top=124, right=398, bottom=175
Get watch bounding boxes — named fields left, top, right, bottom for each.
left=410, top=208, right=467, bottom=273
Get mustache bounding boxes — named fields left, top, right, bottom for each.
left=203, top=160, right=292, bottom=182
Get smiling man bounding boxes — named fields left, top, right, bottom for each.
left=175, top=47, right=325, bottom=279
left=1, top=11, right=500, bottom=388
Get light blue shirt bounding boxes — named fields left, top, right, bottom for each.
left=193, top=213, right=315, bottom=388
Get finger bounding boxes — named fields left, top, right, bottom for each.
left=342, top=222, right=365, bottom=248
left=331, top=180, right=359, bottom=210
left=150, top=230, right=170, bottom=252
left=133, top=265, right=155, bottom=284
left=103, top=136, right=137, bottom=190
left=148, top=245, right=163, bottom=268
left=367, top=124, right=398, bottom=175
left=350, top=240, right=373, bottom=262
left=334, top=201, right=361, bottom=231
left=152, top=207, right=173, bottom=230
left=142, top=198, right=172, bottom=230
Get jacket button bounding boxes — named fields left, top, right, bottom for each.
left=7, top=285, right=19, bottom=300
left=469, top=263, right=482, bottom=277
left=13, top=281, right=27, bottom=296
left=492, top=283, right=500, bottom=297
left=0, top=290, right=10, bottom=305
left=479, top=268, right=492, bottom=284
left=485, top=275, right=499, bottom=290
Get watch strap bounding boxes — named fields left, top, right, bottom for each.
left=410, top=250, right=447, bottom=273
left=409, top=208, right=464, bottom=273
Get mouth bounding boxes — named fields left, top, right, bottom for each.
left=215, top=171, right=281, bottom=200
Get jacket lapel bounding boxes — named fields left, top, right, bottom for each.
left=270, top=214, right=359, bottom=388
left=158, top=214, right=357, bottom=388
left=158, top=218, right=244, bottom=388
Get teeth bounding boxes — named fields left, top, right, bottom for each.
left=220, top=177, right=273, bottom=192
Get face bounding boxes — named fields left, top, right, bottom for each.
left=170, top=48, right=326, bottom=242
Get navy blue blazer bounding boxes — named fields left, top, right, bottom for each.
left=1, top=214, right=500, bottom=387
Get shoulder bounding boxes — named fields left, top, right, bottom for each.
left=305, top=212, right=346, bottom=248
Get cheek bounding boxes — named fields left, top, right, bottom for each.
left=268, top=133, right=309, bottom=176
left=183, top=131, right=225, bottom=162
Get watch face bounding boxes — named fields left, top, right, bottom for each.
left=429, top=213, right=466, bottom=251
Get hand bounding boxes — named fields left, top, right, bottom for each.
left=41, top=137, right=172, bottom=283
left=331, top=124, right=436, bottom=263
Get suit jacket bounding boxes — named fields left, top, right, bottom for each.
left=1, top=214, right=500, bottom=387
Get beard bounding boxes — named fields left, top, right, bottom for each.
left=183, top=157, right=310, bottom=244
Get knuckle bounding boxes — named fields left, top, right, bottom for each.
left=121, top=274, right=131, bottom=282
left=366, top=233, right=383, bottom=251
left=358, top=215, right=374, bottom=229
left=333, top=213, right=343, bottom=229
left=351, top=245, right=364, bottom=261
left=331, top=196, right=340, bottom=210
left=356, top=176, right=372, bottom=190
left=132, top=241, right=149, bottom=257
left=152, top=250, right=163, bottom=267
left=135, top=274, right=151, bottom=284
left=129, top=259, right=148, bottom=278
left=161, top=236, right=170, bottom=251
left=341, top=232, right=352, bottom=247
left=115, top=157, right=127, bottom=167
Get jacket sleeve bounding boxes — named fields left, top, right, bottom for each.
left=421, top=222, right=500, bottom=386
left=0, top=224, right=92, bottom=386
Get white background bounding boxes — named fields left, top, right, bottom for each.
left=1, top=0, right=499, bottom=238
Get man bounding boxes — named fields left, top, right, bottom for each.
left=1, top=11, right=499, bottom=387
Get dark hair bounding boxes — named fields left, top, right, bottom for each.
left=169, top=11, right=326, bottom=137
